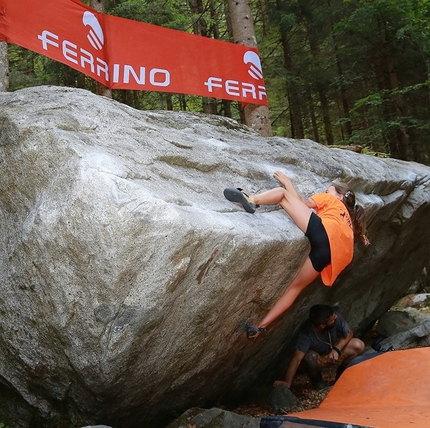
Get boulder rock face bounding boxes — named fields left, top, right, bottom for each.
left=0, top=86, right=430, bottom=428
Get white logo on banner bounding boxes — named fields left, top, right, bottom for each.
left=38, top=15, right=171, bottom=88
left=243, top=51, right=263, bottom=80
left=203, top=50, right=266, bottom=101
left=83, top=11, right=104, bottom=50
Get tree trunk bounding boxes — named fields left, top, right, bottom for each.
left=306, top=89, right=320, bottom=143
left=90, top=0, right=112, bottom=98
left=372, top=47, right=414, bottom=161
left=179, top=95, right=187, bottom=110
left=0, top=42, right=9, bottom=92
left=202, top=97, right=218, bottom=114
left=327, top=0, right=352, bottom=138
left=222, top=99, right=232, bottom=118
left=189, top=0, right=208, bottom=36
left=208, top=0, right=220, bottom=39
left=227, top=0, right=272, bottom=136
left=307, top=33, right=333, bottom=144
left=318, top=87, right=334, bottom=145
left=388, top=66, right=414, bottom=161
left=188, top=0, right=219, bottom=114
left=333, top=44, right=352, bottom=137
left=280, top=28, right=304, bottom=139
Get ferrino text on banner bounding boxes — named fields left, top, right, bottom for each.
left=0, top=0, right=268, bottom=105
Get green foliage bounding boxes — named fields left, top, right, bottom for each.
left=8, top=46, right=50, bottom=90
left=110, top=0, right=191, bottom=30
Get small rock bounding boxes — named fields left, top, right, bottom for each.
left=165, top=407, right=260, bottom=428
left=267, top=384, right=298, bottom=411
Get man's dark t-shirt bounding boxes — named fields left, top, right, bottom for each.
left=295, top=312, right=349, bottom=355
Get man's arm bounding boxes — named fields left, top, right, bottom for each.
left=332, top=328, right=353, bottom=360
left=283, top=349, right=305, bottom=388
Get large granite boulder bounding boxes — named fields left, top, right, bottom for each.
left=0, top=86, right=429, bottom=428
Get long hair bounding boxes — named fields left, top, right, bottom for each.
left=333, top=182, right=370, bottom=245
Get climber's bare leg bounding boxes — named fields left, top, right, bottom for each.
left=248, top=172, right=319, bottom=329
left=252, top=186, right=313, bottom=233
left=257, top=257, right=319, bottom=329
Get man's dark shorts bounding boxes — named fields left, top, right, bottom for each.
left=305, top=212, right=331, bottom=272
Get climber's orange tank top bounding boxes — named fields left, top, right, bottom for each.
left=310, top=193, right=354, bottom=286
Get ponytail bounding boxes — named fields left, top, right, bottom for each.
left=353, top=204, right=370, bottom=246
left=333, top=183, right=370, bottom=246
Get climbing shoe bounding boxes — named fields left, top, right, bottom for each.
left=223, top=188, right=258, bottom=214
left=246, top=325, right=267, bottom=339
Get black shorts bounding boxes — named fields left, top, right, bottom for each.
left=305, top=212, right=331, bottom=272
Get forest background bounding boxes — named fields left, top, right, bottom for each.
left=3, top=0, right=430, bottom=165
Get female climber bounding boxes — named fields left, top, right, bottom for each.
left=223, top=171, right=369, bottom=339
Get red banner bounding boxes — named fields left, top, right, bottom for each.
left=0, top=0, right=268, bottom=105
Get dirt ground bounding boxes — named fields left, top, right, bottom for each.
left=224, top=366, right=338, bottom=419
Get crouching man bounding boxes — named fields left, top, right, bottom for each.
left=276, top=304, right=365, bottom=390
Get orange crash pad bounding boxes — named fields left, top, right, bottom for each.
left=286, top=347, right=430, bottom=427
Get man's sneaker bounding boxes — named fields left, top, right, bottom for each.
left=309, top=372, right=326, bottom=391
